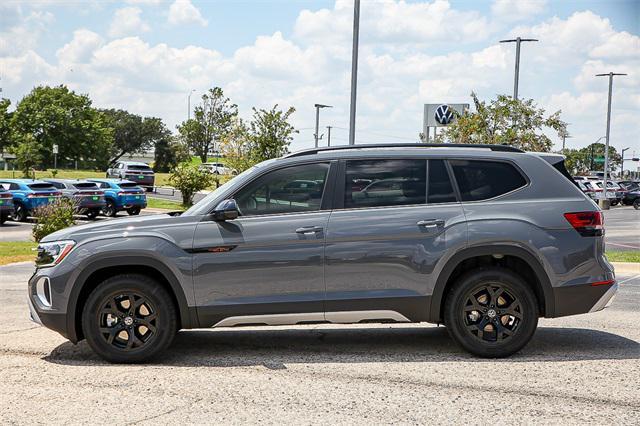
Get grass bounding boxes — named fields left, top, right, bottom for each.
left=606, top=251, right=640, bottom=263
left=146, top=197, right=185, bottom=211
left=0, top=241, right=37, bottom=265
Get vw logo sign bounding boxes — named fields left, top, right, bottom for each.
left=434, top=104, right=454, bottom=125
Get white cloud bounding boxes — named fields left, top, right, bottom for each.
left=167, top=0, right=208, bottom=27
left=492, top=0, right=547, bottom=22
left=56, top=29, right=104, bottom=63
left=108, top=7, right=150, bottom=38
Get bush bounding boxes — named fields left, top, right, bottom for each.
left=168, top=162, right=213, bottom=207
left=32, top=198, right=76, bottom=242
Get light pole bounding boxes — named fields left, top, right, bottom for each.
left=348, top=0, right=360, bottom=145
left=499, top=37, right=538, bottom=100
left=562, top=132, right=571, bottom=151
left=187, top=89, right=196, bottom=120
left=590, top=136, right=606, bottom=171
left=314, top=104, right=332, bottom=148
left=326, top=126, right=332, bottom=147
left=595, top=72, right=626, bottom=209
left=621, top=147, right=630, bottom=177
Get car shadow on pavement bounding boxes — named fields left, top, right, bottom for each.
left=44, top=326, right=640, bottom=367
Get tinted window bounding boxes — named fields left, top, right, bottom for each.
left=427, top=160, right=456, bottom=204
left=127, top=165, right=152, bottom=171
left=235, top=163, right=329, bottom=216
left=73, top=183, right=99, bottom=189
left=345, top=159, right=426, bottom=208
left=28, top=183, right=56, bottom=190
left=451, top=160, right=527, bottom=201
left=48, top=181, right=65, bottom=189
left=118, top=182, right=140, bottom=189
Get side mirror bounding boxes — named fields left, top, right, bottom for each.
left=212, top=199, right=239, bottom=221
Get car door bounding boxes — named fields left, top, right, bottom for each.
left=324, top=158, right=467, bottom=323
left=193, top=161, right=337, bottom=327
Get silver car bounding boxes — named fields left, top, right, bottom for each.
left=28, top=144, right=616, bottom=363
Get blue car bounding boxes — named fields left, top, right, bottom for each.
left=88, top=179, right=147, bottom=217
left=0, top=179, right=62, bottom=222
left=0, top=185, right=15, bottom=225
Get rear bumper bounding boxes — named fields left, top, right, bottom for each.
left=552, top=282, right=618, bottom=317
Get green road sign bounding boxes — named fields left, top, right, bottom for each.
left=594, top=157, right=605, bottom=163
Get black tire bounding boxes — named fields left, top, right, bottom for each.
left=127, top=207, right=141, bottom=216
left=0, top=212, right=7, bottom=225
left=86, top=209, right=99, bottom=220
left=444, top=267, right=538, bottom=358
left=634, top=199, right=640, bottom=210
left=610, top=200, right=619, bottom=206
left=13, top=202, right=28, bottom=222
left=103, top=199, right=117, bottom=217
left=82, top=274, right=178, bottom=363
left=145, top=186, right=153, bottom=192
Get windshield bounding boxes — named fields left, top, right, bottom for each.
left=182, top=160, right=276, bottom=216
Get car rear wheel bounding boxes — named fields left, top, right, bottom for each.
left=82, top=274, right=178, bottom=363
left=127, top=207, right=141, bottom=216
left=611, top=200, right=619, bottom=206
left=13, top=203, right=28, bottom=222
left=102, top=200, right=117, bottom=217
left=444, top=267, right=538, bottom=358
left=85, top=209, right=99, bottom=220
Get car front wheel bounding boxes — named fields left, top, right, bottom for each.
left=127, top=207, right=141, bottom=216
left=82, top=274, right=178, bottom=363
left=444, top=267, right=538, bottom=358
left=102, top=200, right=117, bottom=217
left=13, top=203, right=28, bottom=222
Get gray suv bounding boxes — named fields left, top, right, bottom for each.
left=28, top=144, right=616, bottom=363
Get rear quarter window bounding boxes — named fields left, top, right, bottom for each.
left=450, top=160, right=527, bottom=202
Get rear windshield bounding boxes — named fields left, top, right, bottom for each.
left=127, top=165, right=152, bottom=171
left=73, top=183, right=99, bottom=189
left=28, top=183, right=56, bottom=190
left=118, top=182, right=140, bottom=189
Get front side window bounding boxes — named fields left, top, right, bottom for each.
left=451, top=160, right=527, bottom=201
left=235, top=163, right=329, bottom=216
left=344, top=159, right=426, bottom=208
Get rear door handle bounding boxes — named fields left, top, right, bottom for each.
left=295, top=226, right=323, bottom=234
left=417, top=219, right=445, bottom=228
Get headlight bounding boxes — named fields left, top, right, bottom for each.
left=35, top=240, right=76, bottom=267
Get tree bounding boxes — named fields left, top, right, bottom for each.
left=219, top=118, right=254, bottom=174
left=0, top=99, right=13, bottom=154
left=248, top=104, right=297, bottom=163
left=11, top=85, right=112, bottom=169
left=562, top=143, right=622, bottom=175
left=178, top=87, right=238, bottom=163
left=154, top=135, right=191, bottom=173
left=101, top=110, right=169, bottom=166
left=441, top=92, right=567, bottom=152
left=14, top=133, right=43, bottom=177
left=168, top=162, right=213, bottom=207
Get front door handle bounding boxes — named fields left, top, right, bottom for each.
left=417, top=219, right=445, bottom=228
left=295, top=226, right=323, bottom=234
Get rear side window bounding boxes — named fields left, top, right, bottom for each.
left=427, top=160, right=456, bottom=204
left=345, top=159, right=426, bottom=208
left=451, top=160, right=527, bottom=201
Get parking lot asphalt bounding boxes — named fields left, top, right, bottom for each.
left=0, top=262, right=638, bottom=424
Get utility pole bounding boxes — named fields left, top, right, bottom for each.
left=326, top=126, right=332, bottom=146
left=562, top=133, right=571, bottom=151
left=348, top=0, right=360, bottom=145
left=314, top=104, right=332, bottom=148
left=595, top=72, right=626, bottom=209
left=621, top=147, right=630, bottom=177
left=187, top=89, right=195, bottom=120
left=499, top=37, right=538, bottom=100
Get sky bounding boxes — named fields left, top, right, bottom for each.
left=1, top=0, right=638, bottom=160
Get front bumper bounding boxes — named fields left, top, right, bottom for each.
left=27, top=274, right=72, bottom=340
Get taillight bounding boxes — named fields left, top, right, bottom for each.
left=564, top=211, right=604, bottom=237
left=117, top=191, right=125, bottom=196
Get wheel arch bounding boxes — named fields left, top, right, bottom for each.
left=66, top=256, right=196, bottom=343
left=428, top=245, right=555, bottom=323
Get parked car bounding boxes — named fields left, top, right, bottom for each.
left=592, top=180, right=623, bottom=205
left=618, top=181, right=640, bottom=209
left=29, top=144, right=616, bottom=363
left=577, top=180, right=597, bottom=200
left=0, top=186, right=15, bottom=225
left=0, top=179, right=61, bottom=222
left=87, top=179, right=147, bottom=217
left=199, top=162, right=234, bottom=175
left=43, top=179, right=106, bottom=219
left=106, top=161, right=155, bottom=191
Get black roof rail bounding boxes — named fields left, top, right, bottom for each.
left=284, top=143, right=524, bottom=158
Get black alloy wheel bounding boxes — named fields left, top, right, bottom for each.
left=444, top=268, right=538, bottom=358
left=82, top=274, right=177, bottom=363
left=13, top=203, right=28, bottom=222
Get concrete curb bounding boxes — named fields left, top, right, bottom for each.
left=611, top=262, right=640, bottom=275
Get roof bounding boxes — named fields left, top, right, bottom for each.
left=0, top=178, right=50, bottom=184
left=88, top=178, right=137, bottom=185
left=117, top=161, right=151, bottom=166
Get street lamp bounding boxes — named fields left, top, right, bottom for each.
left=590, top=136, right=606, bottom=171
left=499, top=37, right=538, bottom=100
left=187, top=89, right=196, bottom=120
left=314, top=104, right=332, bottom=148
left=595, top=72, right=626, bottom=209
left=348, top=0, right=360, bottom=145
